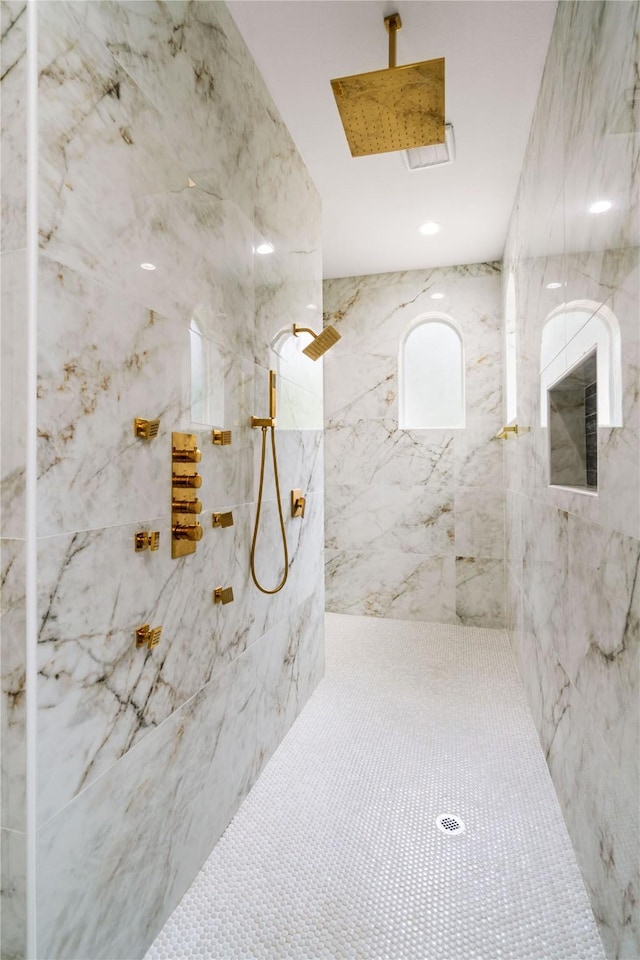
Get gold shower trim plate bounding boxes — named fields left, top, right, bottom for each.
left=172, top=432, right=203, bottom=557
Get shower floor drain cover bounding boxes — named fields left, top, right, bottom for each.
left=436, top=814, right=466, bottom=835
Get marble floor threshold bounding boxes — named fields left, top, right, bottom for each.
left=146, top=613, right=604, bottom=960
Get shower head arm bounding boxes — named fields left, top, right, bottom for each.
left=292, top=324, right=318, bottom=341
left=384, top=14, right=402, bottom=69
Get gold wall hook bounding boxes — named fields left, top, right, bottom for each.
left=135, top=624, right=162, bottom=650
left=134, top=531, right=160, bottom=552
left=214, top=586, right=234, bottom=605
left=212, top=429, right=232, bottom=445
left=134, top=417, right=160, bottom=440
left=291, top=489, right=306, bottom=518
left=212, top=511, right=234, bottom=528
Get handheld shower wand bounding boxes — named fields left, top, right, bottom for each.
left=250, top=371, right=289, bottom=594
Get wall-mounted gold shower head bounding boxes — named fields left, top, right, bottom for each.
left=293, top=323, right=341, bottom=360
left=330, top=12, right=445, bottom=158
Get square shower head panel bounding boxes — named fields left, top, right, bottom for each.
left=331, top=58, right=445, bottom=158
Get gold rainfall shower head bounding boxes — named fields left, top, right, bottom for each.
left=293, top=323, right=341, bottom=360
left=330, top=13, right=445, bottom=158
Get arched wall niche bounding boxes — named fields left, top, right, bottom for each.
left=399, top=313, right=465, bottom=429
left=540, top=299, right=622, bottom=427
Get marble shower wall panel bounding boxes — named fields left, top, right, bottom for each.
left=8, top=1, right=327, bottom=956
left=1, top=5, right=28, bottom=957
left=503, top=2, right=640, bottom=955
left=323, top=263, right=504, bottom=627
left=0, top=1, right=27, bottom=254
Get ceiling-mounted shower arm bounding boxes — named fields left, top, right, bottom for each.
left=384, top=14, right=402, bottom=69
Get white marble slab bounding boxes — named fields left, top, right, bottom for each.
left=0, top=1, right=27, bottom=254
left=325, top=549, right=456, bottom=623
left=0, top=538, right=26, bottom=834
left=0, top=250, right=27, bottom=539
left=1, top=826, right=26, bottom=960
left=37, top=648, right=259, bottom=960
left=455, top=558, right=505, bottom=628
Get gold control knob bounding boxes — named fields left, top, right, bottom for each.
left=172, top=473, right=203, bottom=488
left=173, top=447, right=202, bottom=463
left=172, top=523, right=203, bottom=542
left=172, top=499, right=202, bottom=515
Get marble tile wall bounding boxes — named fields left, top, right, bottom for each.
left=1, top=1, right=324, bottom=957
left=503, top=2, right=639, bottom=956
left=323, top=264, right=505, bottom=627
left=1, top=2, right=28, bottom=958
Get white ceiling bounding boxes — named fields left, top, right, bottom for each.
left=228, top=0, right=557, bottom=279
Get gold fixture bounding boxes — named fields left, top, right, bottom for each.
left=172, top=498, right=202, bottom=514
left=291, top=489, right=306, bottom=518
left=134, top=531, right=160, bottom=552
left=251, top=370, right=277, bottom=427
left=134, top=417, right=160, bottom=440
left=212, top=511, right=234, bottom=528
left=135, top=624, right=162, bottom=650
left=172, top=432, right=203, bottom=558
left=492, top=424, right=531, bottom=441
left=172, top=522, right=204, bottom=542
left=213, top=586, right=234, bottom=605
left=250, top=371, right=289, bottom=594
left=172, top=473, right=203, bottom=488
left=212, top=429, right=232, bottom=445
left=172, top=442, right=202, bottom=462
left=330, top=12, right=445, bottom=158
left=292, top=324, right=341, bottom=361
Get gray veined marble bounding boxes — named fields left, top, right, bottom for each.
left=323, top=263, right=505, bottom=628
left=1, top=0, right=325, bottom=955
left=504, top=2, right=640, bottom=955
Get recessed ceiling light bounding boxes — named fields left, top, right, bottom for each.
left=140, top=262, right=156, bottom=271
left=306, top=303, right=318, bottom=310
left=546, top=282, right=563, bottom=289
left=255, top=241, right=274, bottom=255
left=431, top=292, right=445, bottom=299
left=418, top=221, right=441, bottom=236
left=588, top=200, right=612, bottom=214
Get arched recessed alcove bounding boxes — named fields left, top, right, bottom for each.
left=399, top=314, right=465, bottom=429
left=540, top=300, right=622, bottom=428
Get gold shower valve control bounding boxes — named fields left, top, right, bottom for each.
left=172, top=498, right=202, bottom=515
left=135, top=624, right=162, bottom=650
left=134, top=531, right=160, bottom=552
left=134, top=417, right=161, bottom=440
left=172, top=472, right=202, bottom=489
left=212, top=511, right=234, bottom=528
left=214, top=586, right=234, bottom=605
left=212, top=429, right=232, bottom=445
left=291, top=489, right=306, bottom=518
left=172, top=445, right=202, bottom=462
left=172, top=431, right=204, bottom=559
left=172, top=522, right=203, bottom=542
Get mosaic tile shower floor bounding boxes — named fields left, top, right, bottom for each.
left=146, top=613, right=604, bottom=960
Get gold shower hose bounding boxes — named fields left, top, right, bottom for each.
left=250, top=424, right=289, bottom=594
